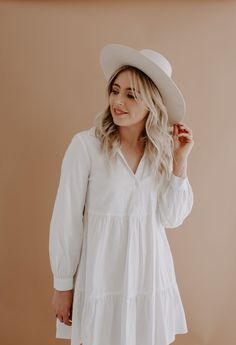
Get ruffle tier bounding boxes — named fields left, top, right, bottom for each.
left=56, top=283, right=188, bottom=345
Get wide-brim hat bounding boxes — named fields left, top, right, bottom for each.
left=99, top=43, right=186, bottom=126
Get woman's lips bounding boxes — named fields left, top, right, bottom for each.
left=114, top=108, right=128, bottom=115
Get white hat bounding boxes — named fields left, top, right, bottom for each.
left=99, top=43, right=186, bottom=126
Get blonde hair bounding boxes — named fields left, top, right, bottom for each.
left=93, top=65, right=175, bottom=196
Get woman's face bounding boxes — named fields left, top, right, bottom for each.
left=109, top=70, right=149, bottom=127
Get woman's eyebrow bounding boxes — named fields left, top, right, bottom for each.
left=112, top=83, right=140, bottom=93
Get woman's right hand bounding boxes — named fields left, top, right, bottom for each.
left=52, top=289, right=74, bottom=326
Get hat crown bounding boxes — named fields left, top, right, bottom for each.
left=140, top=49, right=172, bottom=77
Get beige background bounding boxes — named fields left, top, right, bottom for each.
left=1, top=1, right=236, bottom=344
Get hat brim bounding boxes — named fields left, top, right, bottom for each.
left=99, top=43, right=186, bottom=126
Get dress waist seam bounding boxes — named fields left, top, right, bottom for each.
left=84, top=210, right=154, bottom=217
left=74, top=282, right=178, bottom=299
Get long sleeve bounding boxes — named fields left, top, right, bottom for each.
left=157, top=172, right=194, bottom=229
left=49, top=133, right=91, bottom=291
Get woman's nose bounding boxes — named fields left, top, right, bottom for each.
left=116, top=95, right=124, bottom=105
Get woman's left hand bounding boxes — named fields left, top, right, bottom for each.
left=172, top=122, right=194, bottom=161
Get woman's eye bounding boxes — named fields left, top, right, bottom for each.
left=111, top=90, right=135, bottom=99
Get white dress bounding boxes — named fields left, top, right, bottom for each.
left=49, top=126, right=194, bottom=345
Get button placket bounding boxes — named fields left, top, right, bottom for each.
left=117, top=148, right=146, bottom=182
left=132, top=178, right=141, bottom=213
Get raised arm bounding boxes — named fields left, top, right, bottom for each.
left=158, top=122, right=194, bottom=229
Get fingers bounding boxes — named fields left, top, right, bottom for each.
left=56, top=313, right=63, bottom=323
left=173, top=122, right=194, bottom=140
left=177, top=133, right=193, bottom=138
left=54, top=303, right=72, bottom=325
left=173, top=123, right=178, bottom=136
left=177, top=133, right=194, bottom=142
left=52, top=289, right=74, bottom=326
left=63, top=310, right=72, bottom=326
left=174, top=122, right=193, bottom=134
left=56, top=310, right=72, bottom=326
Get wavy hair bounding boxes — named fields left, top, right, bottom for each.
left=93, top=65, right=175, bottom=196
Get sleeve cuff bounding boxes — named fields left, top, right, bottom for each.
left=53, top=277, right=74, bottom=291
left=171, top=172, right=188, bottom=188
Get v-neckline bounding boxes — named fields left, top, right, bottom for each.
left=118, top=146, right=146, bottom=179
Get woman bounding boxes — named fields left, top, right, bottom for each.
left=49, top=43, right=194, bottom=345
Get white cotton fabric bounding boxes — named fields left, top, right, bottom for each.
left=49, top=126, right=194, bottom=345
